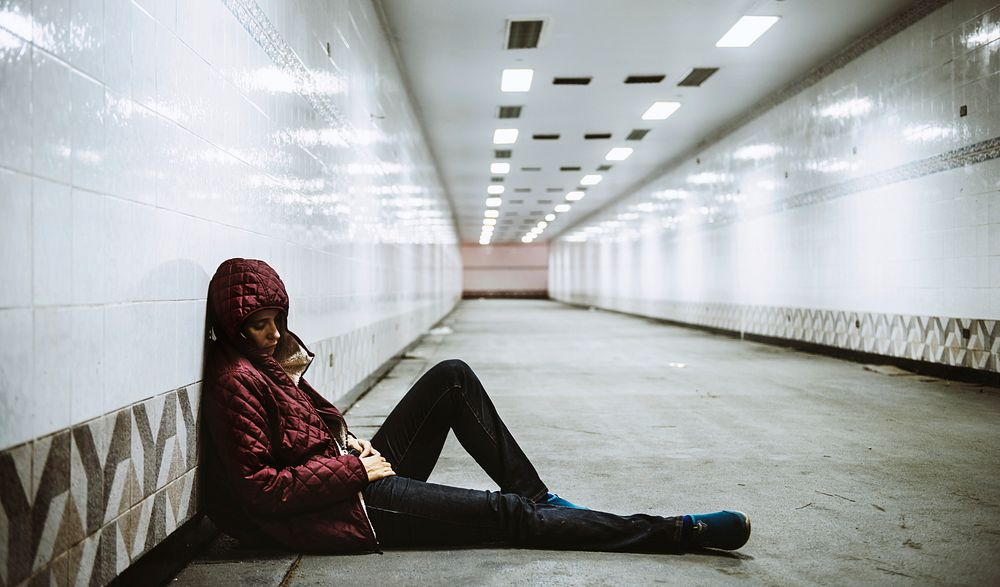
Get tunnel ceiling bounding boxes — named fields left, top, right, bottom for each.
left=377, top=0, right=916, bottom=245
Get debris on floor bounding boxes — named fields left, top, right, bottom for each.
left=862, top=364, right=914, bottom=376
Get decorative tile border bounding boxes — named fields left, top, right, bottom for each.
left=560, top=295, right=1000, bottom=374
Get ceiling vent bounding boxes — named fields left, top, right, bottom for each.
left=624, top=74, right=665, bottom=84
left=626, top=129, right=650, bottom=141
left=545, top=188, right=563, bottom=192
left=538, top=199, right=553, bottom=204
left=678, top=67, right=719, bottom=87
left=506, top=20, right=544, bottom=49
left=553, top=77, right=592, bottom=85
left=509, top=199, right=525, bottom=204
left=514, top=188, right=531, bottom=193
left=498, top=105, right=522, bottom=119
left=529, top=210, right=543, bottom=215
left=532, top=134, right=560, bottom=140
left=559, top=166, right=581, bottom=171
left=596, top=164, right=613, bottom=171
left=494, top=149, right=512, bottom=158
left=584, top=133, right=611, bottom=140
left=491, top=176, right=504, bottom=182
left=521, top=166, right=542, bottom=171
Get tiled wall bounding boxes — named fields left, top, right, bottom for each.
left=551, top=0, right=1000, bottom=373
left=461, top=243, right=549, bottom=295
left=0, top=0, right=461, bottom=584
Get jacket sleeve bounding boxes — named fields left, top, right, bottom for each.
left=204, top=370, right=369, bottom=514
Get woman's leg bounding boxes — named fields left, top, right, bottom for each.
left=369, top=359, right=548, bottom=501
left=363, top=476, right=685, bottom=552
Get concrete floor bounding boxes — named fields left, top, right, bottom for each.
left=173, top=299, right=1000, bottom=586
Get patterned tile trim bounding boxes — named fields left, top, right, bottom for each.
left=742, top=134, right=1000, bottom=221
left=560, top=295, right=1000, bottom=373
left=0, top=300, right=456, bottom=586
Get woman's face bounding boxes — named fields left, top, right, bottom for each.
left=242, top=309, right=282, bottom=354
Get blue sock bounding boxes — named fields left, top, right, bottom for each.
left=544, top=492, right=589, bottom=510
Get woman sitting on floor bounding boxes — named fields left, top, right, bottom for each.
left=201, top=257, right=751, bottom=554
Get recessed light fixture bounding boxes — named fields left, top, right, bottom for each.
left=642, top=101, right=681, bottom=120
left=501, top=68, right=534, bottom=92
left=484, top=210, right=499, bottom=218
left=580, top=175, right=602, bottom=186
left=482, top=225, right=495, bottom=232
left=566, top=191, right=585, bottom=201
left=605, top=147, right=633, bottom=161
left=716, top=16, right=780, bottom=48
left=554, top=204, right=571, bottom=212
left=491, top=162, right=511, bottom=174
left=483, top=218, right=497, bottom=225
left=545, top=213, right=555, bottom=221
left=486, top=197, right=502, bottom=207
left=487, top=185, right=505, bottom=195
left=493, top=128, right=519, bottom=144
left=537, top=221, right=548, bottom=229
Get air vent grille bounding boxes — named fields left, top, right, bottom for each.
left=491, top=176, right=504, bottom=182
left=584, top=133, right=611, bottom=140
left=624, top=74, right=665, bottom=84
left=509, top=199, right=524, bottom=204
left=498, top=105, right=522, bottom=119
left=596, top=164, right=612, bottom=171
left=559, top=166, right=581, bottom=171
left=538, top=199, right=553, bottom=204
left=626, top=129, right=650, bottom=141
left=678, top=67, right=719, bottom=87
left=521, top=166, right=542, bottom=171
left=553, top=77, right=592, bottom=85
left=514, top=188, right=531, bottom=193
left=506, top=20, right=543, bottom=49
left=545, top=188, right=563, bottom=192
left=532, top=134, right=560, bottom=140
left=494, top=149, right=512, bottom=158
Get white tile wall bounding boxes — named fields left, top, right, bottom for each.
left=0, top=0, right=461, bottom=451
left=552, top=2, right=1000, bottom=342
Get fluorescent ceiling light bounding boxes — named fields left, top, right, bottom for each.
left=487, top=185, right=505, bottom=195
left=537, top=221, right=548, bottom=229
left=566, top=191, right=585, bottom=201
left=491, top=162, right=510, bottom=174
left=580, top=175, right=602, bottom=186
left=482, top=225, right=495, bottom=232
left=486, top=197, right=502, bottom=207
left=501, top=68, right=534, bottom=92
left=484, top=209, right=499, bottom=218
left=554, top=203, right=571, bottom=212
left=521, top=236, right=532, bottom=243
left=716, top=16, right=780, bottom=48
left=545, top=213, right=555, bottom=221
left=479, top=239, right=490, bottom=245
left=493, top=128, right=519, bottom=144
left=483, top=218, right=497, bottom=225
left=641, top=101, right=681, bottom=120
left=605, top=147, right=633, bottom=161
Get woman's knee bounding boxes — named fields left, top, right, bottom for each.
left=431, top=359, right=472, bottom=379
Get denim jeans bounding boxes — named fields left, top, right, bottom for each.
left=364, top=359, right=685, bottom=552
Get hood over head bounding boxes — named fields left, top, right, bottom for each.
left=208, top=258, right=289, bottom=352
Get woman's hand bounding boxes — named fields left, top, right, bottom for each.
left=360, top=453, right=396, bottom=482
left=347, top=436, right=376, bottom=458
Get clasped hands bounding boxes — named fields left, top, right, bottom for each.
left=346, top=437, right=396, bottom=482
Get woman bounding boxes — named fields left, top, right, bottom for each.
left=201, top=258, right=751, bottom=554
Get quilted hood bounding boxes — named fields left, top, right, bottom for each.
left=208, top=258, right=290, bottom=351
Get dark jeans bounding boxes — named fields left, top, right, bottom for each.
left=364, top=359, right=685, bottom=552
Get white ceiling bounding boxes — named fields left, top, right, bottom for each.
left=377, top=0, right=916, bottom=244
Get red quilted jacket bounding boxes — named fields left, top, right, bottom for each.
left=201, top=258, right=378, bottom=552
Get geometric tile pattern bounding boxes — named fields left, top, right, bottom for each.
left=0, top=300, right=455, bottom=586
left=565, top=296, right=1000, bottom=373
left=0, top=387, right=199, bottom=587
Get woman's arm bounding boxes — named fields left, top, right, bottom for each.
left=204, top=370, right=369, bottom=514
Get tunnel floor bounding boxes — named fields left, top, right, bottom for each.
left=174, top=299, right=1000, bottom=586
